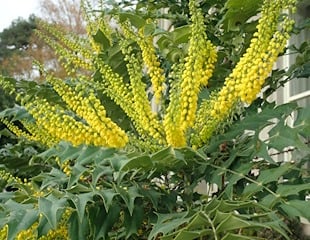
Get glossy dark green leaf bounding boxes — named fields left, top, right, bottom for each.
left=124, top=205, right=144, bottom=238
left=276, top=183, right=310, bottom=197
left=4, top=200, right=38, bottom=240
left=119, top=12, right=146, bottom=28
left=280, top=200, right=310, bottom=220
left=221, top=0, right=263, bottom=31
left=66, top=192, right=94, bottom=223
left=38, top=196, right=67, bottom=229
left=93, top=29, right=111, bottom=49
left=95, top=189, right=119, bottom=212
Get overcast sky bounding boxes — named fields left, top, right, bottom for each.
left=0, top=0, right=40, bottom=31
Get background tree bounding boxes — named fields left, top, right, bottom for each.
left=0, top=15, right=37, bottom=78
left=39, top=0, right=86, bottom=33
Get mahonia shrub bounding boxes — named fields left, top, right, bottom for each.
left=0, top=0, right=297, bottom=150
left=0, top=0, right=309, bottom=239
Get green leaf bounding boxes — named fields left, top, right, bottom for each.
left=4, top=200, right=38, bottom=240
left=0, top=105, right=32, bottom=121
left=280, top=200, right=310, bottom=220
left=293, top=106, right=310, bottom=137
left=68, top=211, right=90, bottom=240
left=92, top=29, right=110, bottom=49
left=53, top=142, right=81, bottom=164
left=88, top=204, right=121, bottom=240
left=221, top=0, right=263, bottom=31
left=66, top=192, right=94, bottom=223
left=215, top=212, right=252, bottom=232
left=138, top=186, right=162, bottom=210
left=173, top=230, right=200, bottom=240
left=144, top=22, right=156, bottom=36
left=75, top=145, right=103, bottom=165
left=68, top=163, right=87, bottom=188
left=118, top=12, right=146, bottom=28
left=186, top=212, right=208, bottom=229
left=124, top=205, right=144, bottom=238
left=95, top=189, right=119, bottom=212
left=116, top=185, right=143, bottom=215
left=119, top=154, right=152, bottom=171
left=148, top=212, right=190, bottom=240
left=222, top=233, right=265, bottom=240
left=254, top=140, right=275, bottom=163
left=91, top=165, right=113, bottom=186
left=276, top=183, right=310, bottom=197
left=151, top=146, right=186, bottom=169
left=256, top=163, right=293, bottom=184
left=38, top=195, right=67, bottom=229
left=268, top=122, right=309, bottom=152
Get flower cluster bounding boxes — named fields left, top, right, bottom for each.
left=163, top=63, right=187, bottom=147
left=192, top=0, right=296, bottom=146
left=211, top=0, right=295, bottom=119
left=119, top=30, right=165, bottom=144
left=37, top=21, right=94, bottom=75
left=0, top=118, right=35, bottom=141
left=0, top=0, right=297, bottom=151
left=0, top=169, right=23, bottom=185
left=137, top=28, right=166, bottom=104
left=47, top=76, right=128, bottom=147
left=25, top=98, right=96, bottom=146
left=164, top=0, right=217, bottom=147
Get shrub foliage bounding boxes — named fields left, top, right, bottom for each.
left=0, top=0, right=309, bottom=239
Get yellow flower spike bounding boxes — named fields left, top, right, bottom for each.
left=0, top=118, right=34, bottom=141
left=192, top=0, right=296, bottom=147
left=164, top=0, right=217, bottom=147
left=36, top=21, right=94, bottom=75
left=25, top=98, right=99, bottom=147
left=46, top=76, right=128, bottom=148
left=119, top=38, right=166, bottom=144
left=137, top=29, right=166, bottom=104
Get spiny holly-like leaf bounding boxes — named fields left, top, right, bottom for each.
left=293, top=106, right=310, bottom=137
left=38, top=195, right=67, bottom=229
left=242, top=183, right=264, bottom=198
left=222, top=233, right=265, bottom=240
left=167, top=230, right=201, bottom=240
left=93, top=29, right=111, bottom=49
left=95, top=188, right=119, bottom=212
left=118, top=12, right=146, bottom=28
left=68, top=163, right=87, bottom=188
left=66, top=192, right=94, bottom=223
left=214, top=211, right=252, bottom=232
left=254, top=139, right=275, bottom=163
left=221, top=0, right=263, bottom=31
left=76, top=145, right=116, bottom=165
left=256, top=163, right=294, bottom=184
left=280, top=200, right=310, bottom=220
left=86, top=203, right=121, bottom=240
left=276, top=183, right=310, bottom=197
left=37, top=168, right=68, bottom=190
left=91, top=165, right=113, bottom=186
left=268, top=122, right=309, bottom=152
left=68, top=211, right=90, bottom=240
left=124, top=205, right=144, bottom=239
left=138, top=186, right=162, bottom=210
left=0, top=105, right=32, bottom=121
left=54, top=142, right=82, bottom=164
left=119, top=154, right=152, bottom=171
left=148, top=212, right=190, bottom=240
left=116, top=185, right=143, bottom=215
left=207, top=102, right=297, bottom=152
left=3, top=200, right=38, bottom=240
